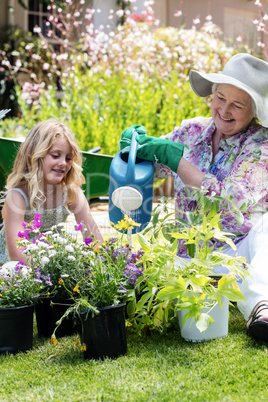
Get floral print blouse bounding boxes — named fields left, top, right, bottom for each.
left=155, top=116, right=268, bottom=256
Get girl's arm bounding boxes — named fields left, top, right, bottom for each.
left=69, top=187, right=104, bottom=245
left=2, top=191, right=28, bottom=264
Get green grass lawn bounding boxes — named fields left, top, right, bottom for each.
left=0, top=306, right=267, bottom=402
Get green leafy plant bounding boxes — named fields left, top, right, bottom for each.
left=131, top=192, right=249, bottom=334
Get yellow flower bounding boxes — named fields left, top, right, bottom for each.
left=51, top=335, right=57, bottom=346
left=124, top=214, right=141, bottom=227
left=125, top=321, right=132, bottom=327
left=81, top=345, right=87, bottom=352
left=114, top=218, right=129, bottom=231
left=74, top=339, right=80, bottom=346
left=73, top=284, right=80, bottom=293
left=58, top=278, right=63, bottom=285
left=114, top=215, right=141, bottom=231
left=95, top=246, right=100, bottom=254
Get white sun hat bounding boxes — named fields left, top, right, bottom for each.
left=189, top=53, right=268, bottom=127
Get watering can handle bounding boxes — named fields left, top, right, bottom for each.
left=126, top=129, right=138, bottom=183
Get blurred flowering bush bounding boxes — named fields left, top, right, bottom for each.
left=252, top=0, right=268, bottom=58
left=1, top=1, right=237, bottom=101
left=1, top=0, right=260, bottom=153
left=0, top=260, right=52, bottom=308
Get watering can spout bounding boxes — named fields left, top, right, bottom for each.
left=108, top=130, right=154, bottom=233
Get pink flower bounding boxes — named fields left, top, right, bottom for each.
left=43, top=63, right=50, bottom=70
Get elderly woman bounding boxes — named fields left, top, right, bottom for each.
left=120, top=53, right=268, bottom=342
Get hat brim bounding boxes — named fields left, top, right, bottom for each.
left=189, top=70, right=255, bottom=98
left=189, top=70, right=268, bottom=127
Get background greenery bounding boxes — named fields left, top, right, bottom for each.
left=0, top=1, right=247, bottom=155
left=6, top=72, right=210, bottom=155
left=0, top=307, right=267, bottom=401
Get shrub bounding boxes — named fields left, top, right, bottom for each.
left=0, top=70, right=210, bottom=155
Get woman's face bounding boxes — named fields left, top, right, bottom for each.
left=211, top=84, right=254, bottom=138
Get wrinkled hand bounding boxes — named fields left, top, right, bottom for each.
left=119, top=125, right=184, bottom=173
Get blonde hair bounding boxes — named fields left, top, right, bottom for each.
left=5, top=119, right=85, bottom=209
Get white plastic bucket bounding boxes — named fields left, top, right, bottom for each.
left=177, top=297, right=229, bottom=342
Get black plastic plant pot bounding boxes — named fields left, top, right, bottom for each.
left=78, top=303, right=127, bottom=360
left=0, top=304, right=35, bottom=354
left=35, top=298, right=76, bottom=338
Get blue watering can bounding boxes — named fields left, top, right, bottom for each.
left=109, top=130, right=154, bottom=233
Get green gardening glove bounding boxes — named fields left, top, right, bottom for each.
left=119, top=125, right=184, bottom=173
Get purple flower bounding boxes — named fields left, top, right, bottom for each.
left=17, top=231, right=29, bottom=240
left=107, top=237, right=117, bottom=245
left=16, top=261, right=26, bottom=268
left=34, top=213, right=41, bottom=221
left=34, top=278, right=43, bottom=283
left=75, top=222, right=83, bottom=231
left=35, top=269, right=41, bottom=278
left=22, top=221, right=28, bottom=227
left=32, top=220, right=42, bottom=229
left=85, top=237, right=93, bottom=246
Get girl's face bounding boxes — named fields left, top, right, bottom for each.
left=42, top=136, right=73, bottom=185
left=211, top=84, right=254, bottom=138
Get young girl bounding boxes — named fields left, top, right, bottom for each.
left=0, top=119, right=103, bottom=265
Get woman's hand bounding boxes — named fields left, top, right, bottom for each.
left=119, top=125, right=184, bottom=173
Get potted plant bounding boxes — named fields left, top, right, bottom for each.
left=50, top=214, right=146, bottom=359
left=17, top=214, right=97, bottom=338
left=0, top=260, right=52, bottom=353
left=131, top=191, right=249, bottom=341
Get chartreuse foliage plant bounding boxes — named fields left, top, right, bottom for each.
left=5, top=70, right=211, bottom=156
left=130, top=192, right=249, bottom=334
